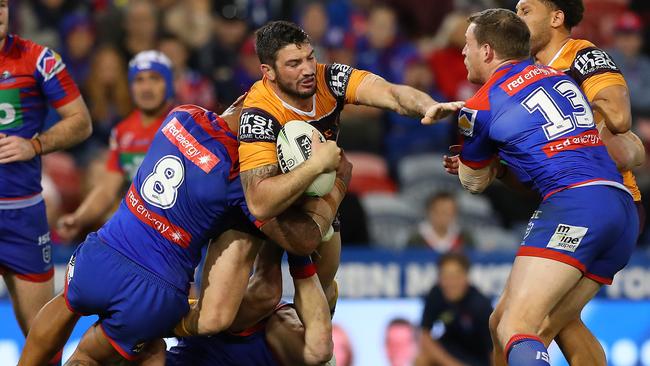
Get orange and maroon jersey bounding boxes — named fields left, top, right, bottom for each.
left=105, top=110, right=167, bottom=182
left=0, top=35, right=80, bottom=200
left=238, top=63, right=370, bottom=172
left=548, top=39, right=641, bottom=201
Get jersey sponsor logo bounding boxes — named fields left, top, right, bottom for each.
left=458, top=108, right=477, bottom=137
left=500, top=65, right=560, bottom=96
left=66, top=254, right=76, bottom=285
left=239, top=110, right=277, bottom=142
left=126, top=185, right=192, bottom=248
left=328, top=63, right=353, bottom=98
left=547, top=223, right=588, bottom=252
left=541, top=129, right=602, bottom=157
left=162, top=117, right=219, bottom=173
left=36, top=48, right=65, bottom=82
left=0, top=88, right=23, bottom=130
left=572, top=47, right=621, bottom=83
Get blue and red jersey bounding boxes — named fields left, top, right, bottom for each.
left=459, top=59, right=624, bottom=199
left=98, top=105, right=251, bottom=293
left=0, top=35, right=80, bottom=200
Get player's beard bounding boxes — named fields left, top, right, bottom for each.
left=277, top=74, right=317, bottom=99
left=529, top=22, right=552, bottom=58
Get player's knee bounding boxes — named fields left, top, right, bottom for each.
left=198, top=311, right=236, bottom=335
left=489, top=309, right=501, bottom=336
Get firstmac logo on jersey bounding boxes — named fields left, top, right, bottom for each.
left=547, top=223, right=588, bottom=252
left=328, top=63, right=352, bottom=98
left=239, top=111, right=276, bottom=142
left=458, top=108, right=477, bottom=137
left=572, top=47, right=620, bottom=83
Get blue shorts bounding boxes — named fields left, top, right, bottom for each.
left=166, top=329, right=278, bottom=366
left=64, top=233, right=189, bottom=360
left=0, top=200, right=52, bottom=281
left=519, top=185, right=638, bottom=284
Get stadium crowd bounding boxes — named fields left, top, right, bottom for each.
left=12, top=0, right=650, bottom=251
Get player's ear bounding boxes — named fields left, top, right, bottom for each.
left=261, top=63, right=276, bottom=81
left=482, top=43, right=493, bottom=63
left=550, top=9, right=565, bottom=29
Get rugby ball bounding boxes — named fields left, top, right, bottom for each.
left=277, top=120, right=336, bottom=197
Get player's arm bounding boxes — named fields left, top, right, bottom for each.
left=590, top=85, right=645, bottom=169
left=57, top=169, right=124, bottom=241
left=353, top=73, right=464, bottom=124
left=259, top=153, right=352, bottom=255
left=38, top=96, right=92, bottom=153
left=458, top=158, right=500, bottom=194
left=241, top=131, right=341, bottom=221
left=0, top=97, right=91, bottom=164
left=574, top=48, right=645, bottom=169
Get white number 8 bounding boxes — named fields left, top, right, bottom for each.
left=141, top=155, right=185, bottom=209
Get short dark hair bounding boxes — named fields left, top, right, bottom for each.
left=437, top=252, right=471, bottom=273
left=468, top=9, right=530, bottom=60
left=255, top=21, right=311, bottom=66
left=426, top=191, right=456, bottom=210
left=542, top=0, right=584, bottom=29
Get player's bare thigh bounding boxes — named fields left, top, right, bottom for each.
left=194, top=230, right=262, bottom=335
left=495, top=256, right=583, bottom=347
left=3, top=273, right=54, bottom=334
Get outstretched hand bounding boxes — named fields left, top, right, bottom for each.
left=421, top=101, right=465, bottom=125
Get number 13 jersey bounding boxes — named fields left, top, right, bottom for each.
left=98, top=105, right=253, bottom=293
left=459, top=59, right=625, bottom=200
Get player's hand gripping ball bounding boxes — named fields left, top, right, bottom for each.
left=276, top=121, right=336, bottom=197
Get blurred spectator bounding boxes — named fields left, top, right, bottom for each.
left=356, top=5, right=418, bottom=84
left=384, top=57, right=452, bottom=169
left=163, top=0, right=212, bottom=50
left=607, top=12, right=650, bottom=116
left=81, top=45, right=132, bottom=160
left=232, top=36, right=262, bottom=97
left=409, top=192, right=473, bottom=252
left=426, top=12, right=477, bottom=101
left=387, top=0, right=453, bottom=38
left=159, top=35, right=217, bottom=111
left=15, top=0, right=87, bottom=48
left=59, top=12, right=95, bottom=85
left=122, top=0, right=159, bottom=59
left=332, top=323, right=354, bottom=366
left=385, top=318, right=417, bottom=366
left=200, top=16, right=250, bottom=104
left=299, top=1, right=329, bottom=61
left=416, top=253, right=492, bottom=366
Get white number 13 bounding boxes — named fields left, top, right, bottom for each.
left=522, top=80, right=594, bottom=140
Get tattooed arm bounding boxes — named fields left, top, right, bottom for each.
left=241, top=131, right=341, bottom=221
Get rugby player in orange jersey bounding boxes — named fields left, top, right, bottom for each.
left=238, top=21, right=463, bottom=312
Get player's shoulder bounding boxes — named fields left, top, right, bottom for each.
left=243, top=79, right=285, bottom=122
left=169, top=104, right=211, bottom=121
left=319, top=62, right=357, bottom=99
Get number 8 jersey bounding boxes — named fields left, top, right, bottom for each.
left=98, top=105, right=255, bottom=293
left=459, top=60, right=625, bottom=200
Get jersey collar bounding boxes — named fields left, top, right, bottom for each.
left=1, top=34, right=14, bottom=55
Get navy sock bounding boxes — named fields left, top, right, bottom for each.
left=506, top=334, right=550, bottom=365
left=287, top=254, right=316, bottom=279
